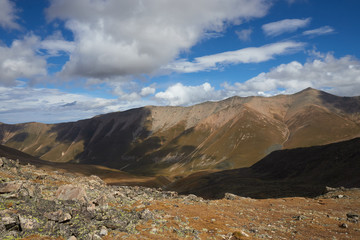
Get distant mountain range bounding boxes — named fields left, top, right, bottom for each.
left=1, top=88, right=360, bottom=176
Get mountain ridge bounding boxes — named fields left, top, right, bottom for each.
left=1, top=88, right=359, bottom=176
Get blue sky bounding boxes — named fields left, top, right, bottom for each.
left=1, top=0, right=360, bottom=123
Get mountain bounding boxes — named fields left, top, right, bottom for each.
left=0, top=144, right=170, bottom=188
left=168, top=137, right=360, bottom=199
left=1, top=88, right=360, bottom=176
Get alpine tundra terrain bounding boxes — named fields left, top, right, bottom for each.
left=1, top=88, right=360, bottom=177
left=0, top=147, right=360, bottom=239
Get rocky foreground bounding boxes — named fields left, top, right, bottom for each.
left=0, top=157, right=359, bottom=240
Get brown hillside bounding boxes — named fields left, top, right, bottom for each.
left=1, top=88, right=360, bottom=176
left=167, top=137, right=360, bottom=199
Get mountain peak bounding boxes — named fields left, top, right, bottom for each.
left=298, top=87, right=320, bottom=94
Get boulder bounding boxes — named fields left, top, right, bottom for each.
left=19, top=215, right=39, bottom=230
left=1, top=215, right=20, bottom=231
left=56, top=184, right=87, bottom=202
left=0, top=181, right=22, bottom=194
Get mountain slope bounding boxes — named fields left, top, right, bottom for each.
left=168, top=137, right=360, bottom=199
left=0, top=144, right=170, bottom=188
left=1, top=88, right=360, bottom=175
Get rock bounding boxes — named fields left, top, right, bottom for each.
left=293, top=215, right=305, bottom=221
left=88, top=175, right=105, bottom=185
left=93, top=195, right=108, bottom=208
left=231, top=230, right=250, bottom=239
left=0, top=157, right=3, bottom=167
left=56, top=184, right=87, bottom=202
left=68, top=236, right=77, bottom=240
left=18, top=182, right=37, bottom=198
left=45, top=210, right=72, bottom=223
left=104, top=219, right=128, bottom=231
left=1, top=215, right=20, bottom=231
left=139, top=209, right=154, bottom=220
left=92, top=234, right=102, bottom=240
left=99, top=226, right=108, bottom=236
left=185, top=194, right=201, bottom=201
left=347, top=213, right=359, bottom=223
left=224, top=193, right=239, bottom=200
left=339, top=223, right=348, bottom=228
left=325, top=186, right=337, bottom=192
left=0, top=181, right=22, bottom=194
left=19, top=215, right=38, bottom=230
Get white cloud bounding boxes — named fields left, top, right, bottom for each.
left=155, top=82, right=223, bottom=106
left=303, top=26, right=335, bottom=37
left=0, top=0, right=20, bottom=30
left=164, top=41, right=304, bottom=73
left=46, top=0, right=271, bottom=79
left=0, top=84, right=154, bottom=124
left=0, top=35, right=47, bottom=85
left=39, top=31, right=75, bottom=56
left=140, top=86, right=156, bottom=96
left=157, top=53, right=360, bottom=106
left=235, top=28, right=253, bottom=41
left=262, top=18, right=311, bottom=37
left=40, top=39, right=75, bottom=56
left=224, top=54, right=360, bottom=96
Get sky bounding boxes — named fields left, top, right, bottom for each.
left=0, top=0, right=360, bottom=124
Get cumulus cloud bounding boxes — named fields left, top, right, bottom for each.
left=303, top=26, right=335, bottom=37
left=235, top=28, right=253, bottom=41
left=262, top=18, right=311, bottom=37
left=157, top=53, right=360, bottom=107
left=0, top=35, right=47, bottom=85
left=46, top=0, right=271, bottom=79
left=155, top=82, right=223, bottom=106
left=140, top=86, right=156, bottom=96
left=164, top=41, right=304, bottom=73
left=224, top=54, right=360, bottom=96
left=0, top=0, right=20, bottom=30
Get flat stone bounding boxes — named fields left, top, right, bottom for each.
left=0, top=181, right=22, bottom=194
left=56, top=184, right=87, bottom=202
left=19, top=215, right=38, bottom=230
left=45, top=210, right=72, bottom=223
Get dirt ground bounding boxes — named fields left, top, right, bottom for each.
left=108, top=188, right=360, bottom=239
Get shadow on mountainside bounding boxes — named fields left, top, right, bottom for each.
left=46, top=107, right=156, bottom=170
left=318, top=89, right=360, bottom=114
left=0, top=143, right=172, bottom=188
left=167, top=137, right=360, bottom=199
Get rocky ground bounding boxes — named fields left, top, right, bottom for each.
left=0, top=157, right=359, bottom=240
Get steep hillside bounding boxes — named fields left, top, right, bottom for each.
left=168, top=137, right=360, bottom=199
left=0, top=144, right=170, bottom=188
left=1, top=88, right=360, bottom=175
